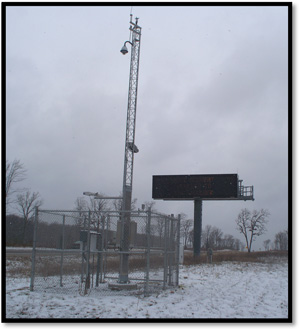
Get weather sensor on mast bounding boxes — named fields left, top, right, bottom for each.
left=119, top=14, right=142, bottom=283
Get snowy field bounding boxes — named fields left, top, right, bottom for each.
left=5, top=258, right=288, bottom=320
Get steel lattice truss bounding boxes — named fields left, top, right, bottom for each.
left=122, top=18, right=142, bottom=191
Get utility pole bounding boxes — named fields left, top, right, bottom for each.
left=119, top=15, right=142, bottom=283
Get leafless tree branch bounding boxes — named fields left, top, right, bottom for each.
left=236, top=208, right=270, bottom=252
left=6, top=159, right=27, bottom=208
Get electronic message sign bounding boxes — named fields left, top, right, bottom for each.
left=152, top=174, right=238, bottom=200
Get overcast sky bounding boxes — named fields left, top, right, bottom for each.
left=5, top=4, right=289, bottom=250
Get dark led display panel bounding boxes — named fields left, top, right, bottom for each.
left=152, top=174, right=238, bottom=200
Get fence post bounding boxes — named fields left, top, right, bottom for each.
left=104, top=214, right=109, bottom=276
left=145, top=208, right=151, bottom=296
left=168, top=215, right=174, bottom=286
left=163, top=216, right=168, bottom=290
left=81, top=215, right=87, bottom=284
left=175, top=214, right=181, bottom=286
left=30, top=207, right=38, bottom=291
left=60, top=214, right=65, bottom=287
left=84, top=211, right=92, bottom=295
left=96, top=217, right=100, bottom=287
left=100, top=215, right=105, bottom=283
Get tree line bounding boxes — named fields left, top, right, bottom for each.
left=6, top=211, right=286, bottom=252
left=6, top=159, right=287, bottom=252
left=181, top=219, right=245, bottom=251
left=263, top=230, right=288, bottom=251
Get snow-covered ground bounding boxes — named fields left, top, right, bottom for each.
left=5, top=258, right=288, bottom=320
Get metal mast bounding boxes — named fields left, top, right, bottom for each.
left=119, top=15, right=142, bottom=283
left=122, top=15, right=141, bottom=205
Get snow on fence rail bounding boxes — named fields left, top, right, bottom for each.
left=30, top=208, right=181, bottom=297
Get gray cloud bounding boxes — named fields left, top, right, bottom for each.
left=6, top=5, right=289, bottom=249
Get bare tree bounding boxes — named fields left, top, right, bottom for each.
left=15, top=190, right=43, bottom=244
left=274, top=231, right=288, bottom=250
left=236, top=208, right=270, bottom=252
left=112, top=196, right=123, bottom=212
left=233, top=238, right=242, bottom=251
left=236, top=208, right=251, bottom=250
left=142, top=201, right=156, bottom=212
left=74, top=197, right=88, bottom=227
left=202, top=225, right=214, bottom=249
left=112, top=193, right=137, bottom=212
left=181, top=218, right=193, bottom=248
left=153, top=209, right=168, bottom=248
left=210, top=227, right=223, bottom=250
left=88, top=196, right=109, bottom=230
left=75, top=196, right=88, bottom=213
left=263, top=239, right=271, bottom=251
left=6, top=159, right=27, bottom=209
left=139, top=201, right=156, bottom=244
left=222, top=234, right=235, bottom=250
left=188, top=229, right=194, bottom=248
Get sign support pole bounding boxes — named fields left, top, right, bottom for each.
left=194, top=199, right=203, bottom=258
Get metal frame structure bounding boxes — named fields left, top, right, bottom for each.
left=119, top=15, right=142, bottom=283
left=80, top=15, right=142, bottom=284
left=238, top=180, right=254, bottom=200
left=30, top=208, right=181, bottom=297
left=121, top=15, right=142, bottom=191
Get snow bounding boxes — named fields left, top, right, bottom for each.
left=5, top=259, right=288, bottom=319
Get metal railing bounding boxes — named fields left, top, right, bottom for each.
left=238, top=181, right=254, bottom=200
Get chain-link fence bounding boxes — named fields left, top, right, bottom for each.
left=30, top=208, right=180, bottom=297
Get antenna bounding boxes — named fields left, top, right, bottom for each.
left=128, top=7, right=133, bottom=40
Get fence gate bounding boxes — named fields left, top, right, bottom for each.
left=30, top=208, right=180, bottom=296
